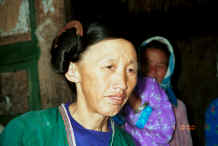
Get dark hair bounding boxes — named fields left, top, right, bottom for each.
left=50, top=20, right=130, bottom=101
left=138, top=40, right=170, bottom=78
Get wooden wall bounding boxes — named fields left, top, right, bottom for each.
left=1, top=1, right=218, bottom=145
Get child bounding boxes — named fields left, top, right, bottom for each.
left=117, top=77, right=175, bottom=146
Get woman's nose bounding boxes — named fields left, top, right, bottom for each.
left=113, top=71, right=128, bottom=91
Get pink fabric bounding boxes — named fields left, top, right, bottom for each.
left=169, top=99, right=193, bottom=146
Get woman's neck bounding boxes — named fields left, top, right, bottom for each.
left=69, top=103, right=109, bottom=132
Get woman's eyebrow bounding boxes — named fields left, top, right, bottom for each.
left=129, top=60, right=138, bottom=67
left=98, top=58, right=115, bottom=64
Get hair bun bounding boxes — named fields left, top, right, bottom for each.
left=51, top=28, right=81, bottom=73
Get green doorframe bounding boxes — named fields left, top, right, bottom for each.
left=0, top=0, right=41, bottom=111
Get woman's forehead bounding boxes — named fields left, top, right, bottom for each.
left=80, top=39, right=137, bottom=63
left=145, top=48, right=167, bottom=57
left=142, top=48, right=168, bottom=65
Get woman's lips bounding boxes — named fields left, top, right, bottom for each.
left=106, top=95, right=125, bottom=105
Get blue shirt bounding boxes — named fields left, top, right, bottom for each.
left=65, top=103, right=112, bottom=146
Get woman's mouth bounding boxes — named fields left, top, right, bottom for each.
left=106, top=94, right=126, bottom=105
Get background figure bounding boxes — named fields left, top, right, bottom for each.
left=205, top=98, right=218, bottom=146
left=0, top=20, right=137, bottom=146
left=140, top=36, right=193, bottom=146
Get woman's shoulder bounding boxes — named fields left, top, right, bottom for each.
left=0, top=106, right=66, bottom=146
left=176, top=99, right=187, bottom=109
left=17, top=107, right=58, bottom=121
left=4, top=107, right=60, bottom=131
left=174, top=99, right=189, bottom=118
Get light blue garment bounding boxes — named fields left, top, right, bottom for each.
left=139, top=36, right=177, bottom=106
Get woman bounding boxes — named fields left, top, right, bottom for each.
left=140, top=36, right=193, bottom=146
left=0, top=20, right=138, bottom=146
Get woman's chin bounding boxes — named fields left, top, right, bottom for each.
left=101, top=105, right=123, bottom=117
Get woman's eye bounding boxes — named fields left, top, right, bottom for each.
left=127, top=68, right=136, bottom=73
left=105, top=65, right=114, bottom=70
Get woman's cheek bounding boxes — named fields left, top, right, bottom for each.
left=127, top=76, right=137, bottom=96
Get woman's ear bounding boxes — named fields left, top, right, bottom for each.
left=65, top=62, right=80, bottom=83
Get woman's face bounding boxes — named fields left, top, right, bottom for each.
left=76, top=39, right=138, bottom=116
left=143, top=48, right=168, bottom=83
